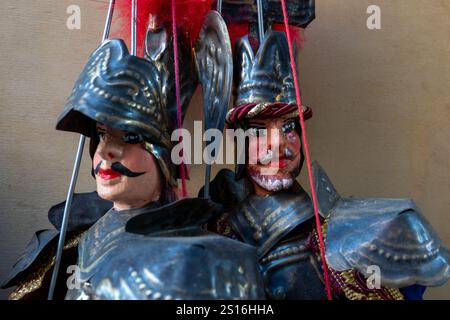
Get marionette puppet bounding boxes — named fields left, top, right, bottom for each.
left=1, top=0, right=265, bottom=300
left=202, top=0, right=450, bottom=300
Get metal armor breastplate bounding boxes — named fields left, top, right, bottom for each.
left=228, top=182, right=329, bottom=299
left=228, top=182, right=314, bottom=258
left=68, top=199, right=265, bottom=300
left=259, top=221, right=329, bottom=300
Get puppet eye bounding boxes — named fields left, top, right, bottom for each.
left=97, top=130, right=106, bottom=140
left=122, top=132, right=144, bottom=144
left=282, top=120, right=296, bottom=134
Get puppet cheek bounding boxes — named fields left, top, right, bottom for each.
left=286, top=131, right=301, bottom=150
left=93, top=152, right=102, bottom=170
left=121, top=146, right=161, bottom=186
left=120, top=145, right=154, bottom=173
left=247, top=137, right=260, bottom=164
left=286, top=131, right=298, bottom=142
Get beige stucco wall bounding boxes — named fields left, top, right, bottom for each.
left=0, top=0, right=449, bottom=299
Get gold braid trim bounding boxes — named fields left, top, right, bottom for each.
left=9, top=231, right=85, bottom=300
left=226, top=103, right=307, bottom=124
left=314, top=217, right=404, bottom=300
left=280, top=110, right=300, bottom=120
left=337, top=269, right=405, bottom=301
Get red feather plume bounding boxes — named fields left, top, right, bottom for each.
left=227, top=22, right=304, bottom=53
left=114, top=0, right=214, bottom=57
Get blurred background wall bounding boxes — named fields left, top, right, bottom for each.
left=1, top=0, right=449, bottom=299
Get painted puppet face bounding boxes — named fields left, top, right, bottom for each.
left=246, top=118, right=302, bottom=196
left=93, top=123, right=162, bottom=210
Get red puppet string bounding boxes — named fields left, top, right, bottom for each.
left=115, top=0, right=212, bottom=56
left=116, top=0, right=214, bottom=197
left=171, top=0, right=187, bottom=197
left=280, top=0, right=333, bottom=300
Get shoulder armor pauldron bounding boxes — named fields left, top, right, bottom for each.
left=313, top=162, right=450, bottom=288
left=1, top=229, right=59, bottom=289
left=76, top=198, right=265, bottom=300
left=82, top=233, right=265, bottom=300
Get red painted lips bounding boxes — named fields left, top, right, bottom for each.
left=98, top=168, right=122, bottom=180
left=260, top=157, right=288, bottom=169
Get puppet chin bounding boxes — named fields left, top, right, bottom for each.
left=249, top=172, right=294, bottom=192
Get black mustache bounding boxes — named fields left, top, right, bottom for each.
left=94, top=161, right=146, bottom=178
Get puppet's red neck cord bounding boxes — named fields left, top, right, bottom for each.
left=280, top=0, right=333, bottom=300
left=171, top=0, right=188, bottom=197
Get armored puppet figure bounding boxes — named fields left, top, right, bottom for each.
left=1, top=2, right=265, bottom=300
left=202, top=0, right=450, bottom=300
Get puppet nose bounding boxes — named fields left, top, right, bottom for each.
left=97, top=138, right=123, bottom=161
left=267, top=129, right=286, bottom=154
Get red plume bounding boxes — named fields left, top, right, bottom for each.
left=227, top=22, right=249, bottom=52
left=113, top=0, right=214, bottom=57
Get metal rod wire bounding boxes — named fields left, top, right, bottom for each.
left=256, top=0, right=265, bottom=43
left=102, top=0, right=116, bottom=42
left=47, top=0, right=116, bottom=300
left=131, top=0, right=137, bottom=55
left=47, top=136, right=85, bottom=300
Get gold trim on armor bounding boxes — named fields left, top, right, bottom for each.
left=313, top=218, right=405, bottom=300
left=9, top=231, right=85, bottom=300
left=226, top=103, right=307, bottom=124
left=144, top=142, right=177, bottom=187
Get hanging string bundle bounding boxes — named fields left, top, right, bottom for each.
left=115, top=0, right=213, bottom=197
left=170, top=0, right=186, bottom=197
left=279, top=0, right=333, bottom=300
left=98, top=0, right=333, bottom=300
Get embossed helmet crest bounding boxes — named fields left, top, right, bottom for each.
left=56, top=38, right=171, bottom=149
